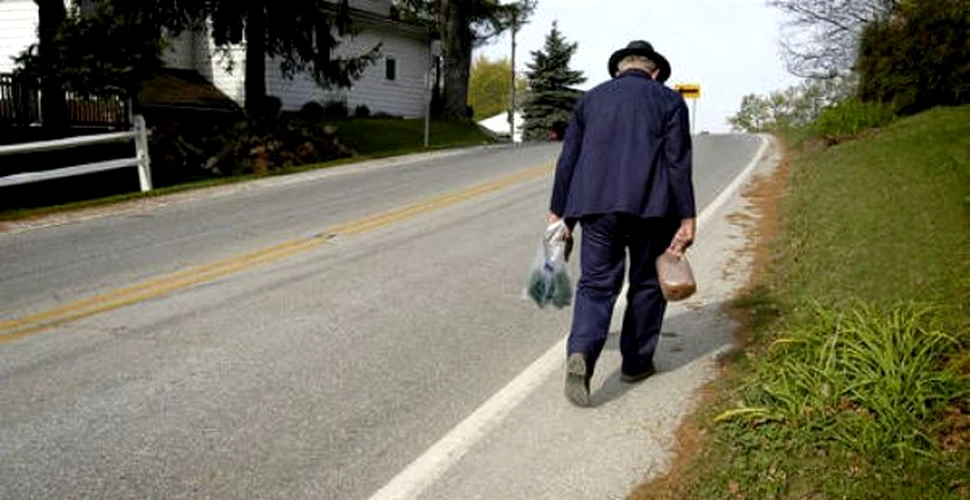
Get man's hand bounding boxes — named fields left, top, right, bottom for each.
left=549, top=212, right=574, bottom=260
left=548, top=212, right=572, bottom=239
left=668, top=217, right=695, bottom=257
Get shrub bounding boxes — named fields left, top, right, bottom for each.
left=323, top=100, right=349, bottom=118
left=858, top=0, right=970, bottom=115
left=149, top=116, right=353, bottom=179
left=354, top=104, right=371, bottom=118
left=810, top=100, right=896, bottom=144
left=299, top=101, right=325, bottom=121
left=258, top=96, right=283, bottom=117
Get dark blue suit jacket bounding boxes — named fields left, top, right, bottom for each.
left=550, top=70, right=695, bottom=223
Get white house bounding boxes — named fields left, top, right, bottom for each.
left=0, top=0, right=101, bottom=74
left=0, top=0, right=39, bottom=74
left=0, top=0, right=436, bottom=117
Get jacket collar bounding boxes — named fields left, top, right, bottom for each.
left=617, top=69, right=655, bottom=81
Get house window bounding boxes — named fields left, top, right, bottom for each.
left=385, top=58, right=396, bottom=81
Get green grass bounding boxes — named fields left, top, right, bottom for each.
left=810, top=99, right=898, bottom=144
left=0, top=118, right=494, bottom=221
left=327, top=117, right=494, bottom=155
left=780, top=109, right=969, bottom=312
left=678, top=106, right=970, bottom=499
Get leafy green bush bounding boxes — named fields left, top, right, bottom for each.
left=858, top=0, right=970, bottom=115
left=719, top=303, right=966, bottom=459
left=810, top=100, right=896, bottom=144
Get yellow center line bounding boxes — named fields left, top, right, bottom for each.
left=0, top=238, right=319, bottom=331
left=1, top=163, right=552, bottom=343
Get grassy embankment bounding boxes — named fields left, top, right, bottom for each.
left=640, top=105, right=969, bottom=499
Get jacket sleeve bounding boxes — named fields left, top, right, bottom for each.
left=663, top=98, right=696, bottom=219
left=550, top=99, right=585, bottom=217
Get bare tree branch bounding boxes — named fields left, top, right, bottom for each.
left=768, top=0, right=897, bottom=79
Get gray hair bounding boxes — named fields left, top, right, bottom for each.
left=617, top=55, right=657, bottom=74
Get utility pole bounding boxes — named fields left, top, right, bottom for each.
left=691, top=99, right=697, bottom=136
left=509, top=12, right=518, bottom=145
left=424, top=44, right=431, bottom=148
left=673, top=83, right=702, bottom=135
left=425, top=41, right=441, bottom=148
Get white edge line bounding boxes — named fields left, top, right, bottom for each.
left=366, top=338, right=566, bottom=500
left=366, top=133, right=773, bottom=500
left=696, top=134, right=771, bottom=229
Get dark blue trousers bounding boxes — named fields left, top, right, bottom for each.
left=567, top=214, right=678, bottom=376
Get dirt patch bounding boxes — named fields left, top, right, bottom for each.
left=626, top=139, right=792, bottom=499
left=626, top=383, right=718, bottom=500
left=940, top=403, right=970, bottom=455
left=723, top=148, right=791, bottom=347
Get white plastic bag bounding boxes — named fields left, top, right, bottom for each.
left=524, top=220, right=573, bottom=309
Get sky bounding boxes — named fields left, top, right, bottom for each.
left=476, top=0, right=801, bottom=133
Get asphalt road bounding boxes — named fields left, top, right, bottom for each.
left=0, top=134, right=765, bottom=499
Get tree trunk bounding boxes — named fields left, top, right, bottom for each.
left=439, top=0, right=473, bottom=120
left=429, top=55, right=442, bottom=117
left=244, top=2, right=267, bottom=114
left=35, top=0, right=67, bottom=129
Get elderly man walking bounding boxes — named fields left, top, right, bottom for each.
left=548, top=40, right=696, bottom=407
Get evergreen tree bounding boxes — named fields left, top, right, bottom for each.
left=522, top=21, right=585, bottom=141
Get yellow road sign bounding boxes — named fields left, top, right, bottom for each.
left=674, top=84, right=701, bottom=99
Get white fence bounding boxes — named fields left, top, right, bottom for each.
left=0, top=115, right=152, bottom=192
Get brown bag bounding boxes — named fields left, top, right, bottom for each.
left=656, top=251, right=697, bottom=301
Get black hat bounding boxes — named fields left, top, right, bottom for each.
left=608, top=40, right=671, bottom=83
